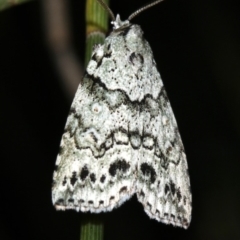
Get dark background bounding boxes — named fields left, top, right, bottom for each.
left=1, top=0, right=240, bottom=239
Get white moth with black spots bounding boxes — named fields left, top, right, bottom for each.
left=52, top=0, right=192, bottom=229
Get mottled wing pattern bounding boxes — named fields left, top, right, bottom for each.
left=136, top=86, right=191, bottom=228
left=52, top=21, right=191, bottom=228
left=52, top=71, right=138, bottom=213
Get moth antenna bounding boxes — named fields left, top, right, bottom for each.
left=96, top=0, right=115, bottom=21
left=128, top=0, right=164, bottom=21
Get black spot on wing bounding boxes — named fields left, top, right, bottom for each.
left=109, top=159, right=130, bottom=177
left=140, top=163, right=156, bottom=183
left=80, top=165, right=89, bottom=181
left=90, top=173, right=96, bottom=183
left=170, top=181, right=176, bottom=195
left=100, top=175, right=106, bottom=183
left=165, top=184, right=170, bottom=194
left=70, top=171, right=77, bottom=186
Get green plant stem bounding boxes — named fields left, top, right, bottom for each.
left=80, top=214, right=104, bottom=240
left=85, top=0, right=109, bottom=66
left=0, top=0, right=33, bottom=11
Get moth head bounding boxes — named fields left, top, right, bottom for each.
left=96, top=0, right=164, bottom=29
left=111, top=15, right=130, bottom=30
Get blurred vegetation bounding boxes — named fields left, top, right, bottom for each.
left=0, top=0, right=33, bottom=11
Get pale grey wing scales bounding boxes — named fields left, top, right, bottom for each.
left=52, top=18, right=192, bottom=228
left=136, top=82, right=192, bottom=228
left=52, top=73, right=138, bottom=212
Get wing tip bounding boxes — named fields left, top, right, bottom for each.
left=143, top=206, right=191, bottom=229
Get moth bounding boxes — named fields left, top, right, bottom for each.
left=52, top=0, right=192, bottom=229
